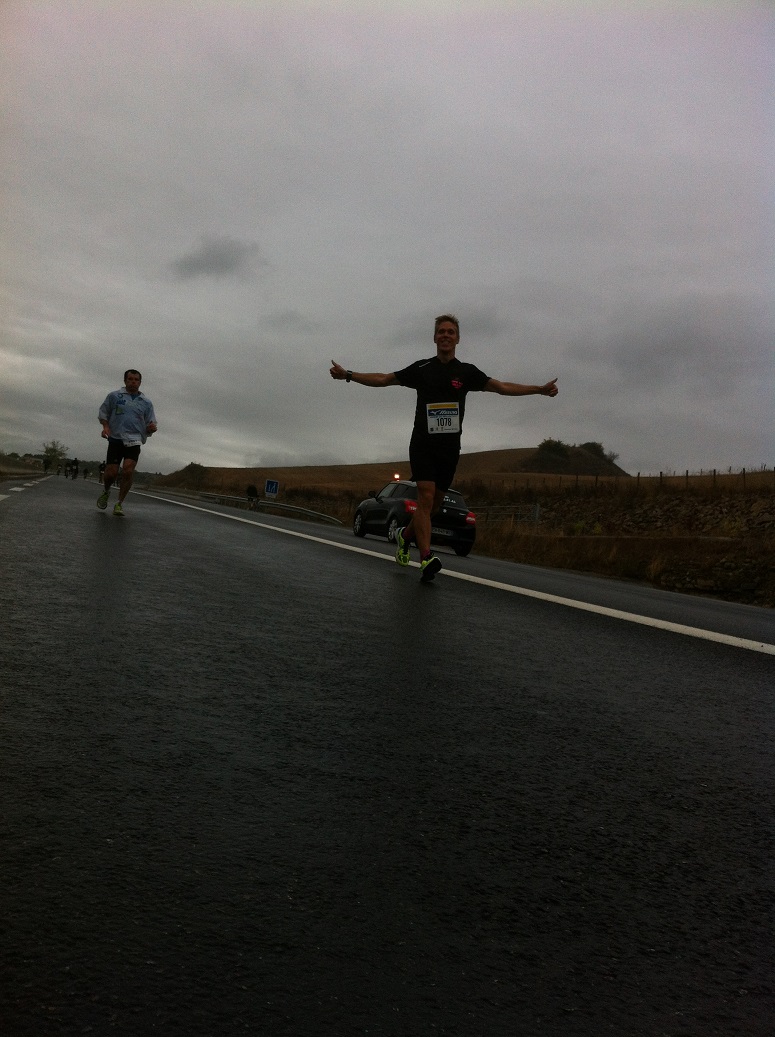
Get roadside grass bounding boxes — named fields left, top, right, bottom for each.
left=454, top=468, right=775, bottom=501
left=161, top=463, right=775, bottom=505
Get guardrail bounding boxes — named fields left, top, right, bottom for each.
left=199, top=493, right=343, bottom=526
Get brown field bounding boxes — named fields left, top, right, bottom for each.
left=155, top=448, right=775, bottom=501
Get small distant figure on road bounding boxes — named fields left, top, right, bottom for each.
left=56, top=464, right=62, bottom=476
left=331, top=313, right=558, bottom=582
left=96, top=369, right=158, bottom=517
left=71, top=458, right=79, bottom=481
left=82, top=467, right=89, bottom=480
left=43, top=458, right=51, bottom=474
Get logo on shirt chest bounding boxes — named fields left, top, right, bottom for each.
left=451, top=378, right=463, bottom=390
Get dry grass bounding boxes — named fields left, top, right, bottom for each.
left=158, top=450, right=775, bottom=500
left=455, top=469, right=775, bottom=501
left=472, top=526, right=775, bottom=607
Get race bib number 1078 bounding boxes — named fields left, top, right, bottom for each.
left=426, top=402, right=460, bottom=434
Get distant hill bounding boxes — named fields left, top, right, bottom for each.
left=153, top=445, right=629, bottom=495
left=455, top=446, right=629, bottom=479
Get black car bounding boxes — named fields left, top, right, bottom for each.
left=352, top=479, right=476, bottom=556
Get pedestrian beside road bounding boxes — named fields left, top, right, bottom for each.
left=96, top=369, right=158, bottom=517
left=330, top=314, right=558, bottom=581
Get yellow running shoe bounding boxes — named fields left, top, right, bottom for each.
left=395, top=527, right=411, bottom=566
left=419, top=554, right=442, bottom=582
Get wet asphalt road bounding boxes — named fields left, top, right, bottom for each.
left=1, top=477, right=773, bottom=1036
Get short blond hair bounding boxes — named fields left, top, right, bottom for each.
left=434, top=314, right=459, bottom=335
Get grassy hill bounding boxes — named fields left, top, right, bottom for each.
left=456, top=445, right=629, bottom=478
left=153, top=445, right=629, bottom=496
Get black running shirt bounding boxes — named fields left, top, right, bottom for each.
left=394, top=356, right=490, bottom=448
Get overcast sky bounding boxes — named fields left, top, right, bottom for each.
left=2, top=1, right=772, bottom=475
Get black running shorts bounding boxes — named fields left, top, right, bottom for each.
left=409, top=441, right=460, bottom=492
left=106, top=439, right=141, bottom=465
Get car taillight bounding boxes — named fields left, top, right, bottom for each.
left=404, top=500, right=417, bottom=513
left=465, top=511, right=476, bottom=525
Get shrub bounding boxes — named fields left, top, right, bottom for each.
left=537, top=438, right=570, bottom=458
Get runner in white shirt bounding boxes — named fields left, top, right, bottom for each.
left=96, top=369, right=158, bottom=517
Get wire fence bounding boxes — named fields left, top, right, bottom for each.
left=456, top=466, right=775, bottom=502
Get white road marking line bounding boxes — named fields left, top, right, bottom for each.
left=1, top=479, right=45, bottom=502
left=138, top=492, right=775, bottom=656
left=446, top=569, right=775, bottom=655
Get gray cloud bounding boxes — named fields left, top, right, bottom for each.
left=1, top=2, right=772, bottom=478
left=170, top=236, right=267, bottom=281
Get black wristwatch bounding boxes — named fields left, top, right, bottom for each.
left=346, top=370, right=353, bottom=382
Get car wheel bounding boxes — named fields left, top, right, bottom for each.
left=353, top=511, right=366, bottom=537
left=454, top=544, right=472, bottom=557
left=387, top=517, right=400, bottom=542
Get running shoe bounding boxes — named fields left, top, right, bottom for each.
left=96, top=491, right=110, bottom=510
left=395, top=526, right=411, bottom=566
left=113, top=502, right=124, bottom=516
left=419, top=553, right=442, bottom=582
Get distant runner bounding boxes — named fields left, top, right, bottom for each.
left=96, top=369, right=158, bottom=516
left=330, top=314, right=558, bottom=581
